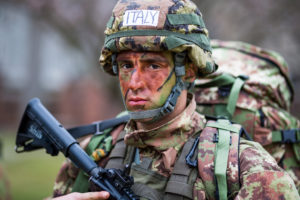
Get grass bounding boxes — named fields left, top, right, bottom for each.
left=1, top=132, right=65, bottom=200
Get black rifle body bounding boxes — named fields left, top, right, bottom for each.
left=15, top=98, right=138, bottom=200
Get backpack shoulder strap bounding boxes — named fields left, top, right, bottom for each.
left=198, top=119, right=241, bottom=200
left=105, top=130, right=135, bottom=170
left=164, top=135, right=199, bottom=200
left=206, top=119, right=240, bottom=200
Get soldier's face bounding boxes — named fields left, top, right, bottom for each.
left=117, top=51, right=176, bottom=112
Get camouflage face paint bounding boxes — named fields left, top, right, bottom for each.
left=157, top=69, right=175, bottom=91
left=117, top=51, right=175, bottom=112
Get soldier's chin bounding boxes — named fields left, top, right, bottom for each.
left=134, top=117, right=155, bottom=123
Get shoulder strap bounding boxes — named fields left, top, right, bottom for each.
left=105, top=130, right=128, bottom=169
left=164, top=135, right=199, bottom=200
left=67, top=115, right=129, bottom=139
left=226, top=76, right=246, bottom=118
left=206, top=119, right=238, bottom=200
left=199, top=119, right=241, bottom=200
left=105, top=130, right=136, bottom=170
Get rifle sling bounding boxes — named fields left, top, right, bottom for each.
left=67, top=115, right=130, bottom=139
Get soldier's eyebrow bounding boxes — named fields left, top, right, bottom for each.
left=116, top=53, right=169, bottom=63
left=116, top=53, right=135, bottom=62
left=140, top=55, right=169, bottom=63
left=116, top=57, right=132, bottom=62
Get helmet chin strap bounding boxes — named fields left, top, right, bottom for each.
left=123, top=52, right=190, bottom=121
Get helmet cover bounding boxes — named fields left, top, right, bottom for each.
left=99, top=0, right=217, bottom=77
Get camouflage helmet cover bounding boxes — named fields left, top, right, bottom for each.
left=99, top=0, right=216, bottom=77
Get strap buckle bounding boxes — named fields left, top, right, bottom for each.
left=213, top=133, right=219, bottom=143
left=161, top=101, right=175, bottom=115
left=186, top=137, right=199, bottom=167
left=93, top=121, right=104, bottom=136
left=281, top=129, right=298, bottom=143
left=160, top=83, right=182, bottom=116
left=237, top=75, right=249, bottom=81
left=218, top=85, right=232, bottom=97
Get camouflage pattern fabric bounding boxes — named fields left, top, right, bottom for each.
left=52, top=94, right=299, bottom=199
left=197, top=124, right=299, bottom=199
left=195, top=39, right=293, bottom=111
left=237, top=139, right=298, bottom=199
left=124, top=93, right=205, bottom=177
left=99, top=0, right=216, bottom=77
left=194, top=40, right=300, bottom=192
left=52, top=159, right=79, bottom=197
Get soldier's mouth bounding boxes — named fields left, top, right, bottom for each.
left=127, top=97, right=147, bottom=107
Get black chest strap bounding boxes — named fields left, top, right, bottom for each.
left=105, top=130, right=128, bottom=170
left=164, top=137, right=198, bottom=200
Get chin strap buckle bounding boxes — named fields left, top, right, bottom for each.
left=160, top=79, right=184, bottom=116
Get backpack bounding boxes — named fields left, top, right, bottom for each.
left=193, top=40, right=300, bottom=191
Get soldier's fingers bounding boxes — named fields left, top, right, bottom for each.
left=53, top=191, right=110, bottom=200
left=80, top=191, right=110, bottom=200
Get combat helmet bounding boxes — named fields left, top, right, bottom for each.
left=100, top=0, right=217, bottom=120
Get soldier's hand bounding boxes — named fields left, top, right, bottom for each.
left=52, top=191, right=110, bottom=200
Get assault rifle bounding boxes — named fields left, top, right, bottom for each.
left=15, top=98, right=138, bottom=200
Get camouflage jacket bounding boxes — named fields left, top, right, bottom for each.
left=52, top=94, right=299, bottom=199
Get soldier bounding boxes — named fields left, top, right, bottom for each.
left=52, top=0, right=299, bottom=199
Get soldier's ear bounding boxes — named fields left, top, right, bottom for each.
left=183, top=63, right=197, bottom=83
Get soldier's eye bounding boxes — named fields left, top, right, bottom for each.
left=120, top=63, right=133, bottom=70
left=149, top=64, right=160, bottom=70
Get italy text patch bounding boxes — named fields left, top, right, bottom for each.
left=123, top=10, right=160, bottom=26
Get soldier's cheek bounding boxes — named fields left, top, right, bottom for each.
left=145, top=73, right=166, bottom=92
left=119, top=75, right=130, bottom=96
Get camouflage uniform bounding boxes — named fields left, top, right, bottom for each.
left=53, top=94, right=299, bottom=199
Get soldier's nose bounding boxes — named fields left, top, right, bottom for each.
left=128, top=68, right=144, bottom=91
